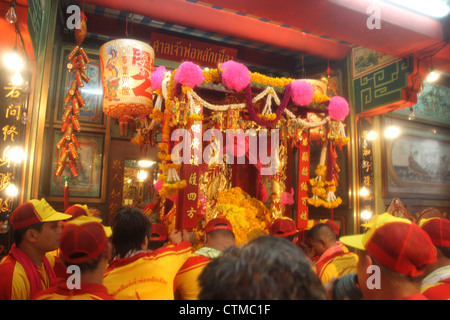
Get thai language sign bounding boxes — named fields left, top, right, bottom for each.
left=150, top=32, right=237, bottom=68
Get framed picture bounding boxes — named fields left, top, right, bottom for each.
left=382, top=117, right=450, bottom=200
left=48, top=130, right=107, bottom=202
left=55, top=46, right=105, bottom=127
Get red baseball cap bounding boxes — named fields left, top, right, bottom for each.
left=204, top=218, right=233, bottom=234
left=59, top=216, right=108, bottom=264
left=340, top=213, right=437, bottom=277
left=65, top=204, right=90, bottom=219
left=322, top=219, right=340, bottom=235
left=419, top=218, right=450, bottom=248
left=270, top=217, right=298, bottom=237
left=10, top=199, right=72, bottom=230
left=149, top=223, right=168, bottom=241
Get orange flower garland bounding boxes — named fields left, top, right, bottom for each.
left=215, top=187, right=272, bottom=245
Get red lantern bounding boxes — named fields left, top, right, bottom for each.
left=100, top=39, right=154, bottom=136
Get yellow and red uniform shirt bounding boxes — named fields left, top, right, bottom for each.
left=421, top=279, right=450, bottom=300
left=315, top=244, right=358, bottom=285
left=0, top=252, right=55, bottom=300
left=420, top=265, right=450, bottom=300
left=175, top=252, right=212, bottom=300
left=103, top=241, right=191, bottom=300
left=33, top=278, right=114, bottom=300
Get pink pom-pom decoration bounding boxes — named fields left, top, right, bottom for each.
left=151, top=66, right=167, bottom=91
left=220, top=60, right=251, bottom=91
left=174, top=61, right=204, bottom=88
left=290, top=80, right=314, bottom=106
left=281, top=188, right=295, bottom=205
left=154, top=179, right=163, bottom=191
left=328, top=96, right=349, bottom=121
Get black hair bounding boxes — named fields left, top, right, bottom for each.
left=59, top=253, right=104, bottom=273
left=147, top=240, right=166, bottom=251
left=437, top=246, right=450, bottom=259
left=13, top=222, right=44, bottom=245
left=206, top=229, right=235, bottom=240
left=111, top=206, right=151, bottom=259
left=308, top=223, right=337, bottom=242
left=198, top=235, right=327, bottom=300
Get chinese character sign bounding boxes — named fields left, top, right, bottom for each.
left=0, top=69, right=28, bottom=249
left=297, top=132, right=310, bottom=230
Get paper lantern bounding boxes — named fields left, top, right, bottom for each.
left=100, top=39, right=154, bottom=135
left=304, top=79, right=327, bottom=95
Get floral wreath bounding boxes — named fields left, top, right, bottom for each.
left=146, top=60, right=350, bottom=209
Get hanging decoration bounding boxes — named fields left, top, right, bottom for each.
left=297, top=131, right=311, bottom=230
left=99, top=39, right=154, bottom=136
left=55, top=12, right=89, bottom=178
left=138, top=59, right=349, bottom=234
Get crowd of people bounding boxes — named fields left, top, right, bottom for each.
left=0, top=197, right=448, bottom=300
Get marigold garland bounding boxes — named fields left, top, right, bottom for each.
left=150, top=108, right=164, bottom=122
left=215, top=187, right=272, bottom=245
left=312, top=93, right=331, bottom=104
left=250, top=72, right=294, bottom=88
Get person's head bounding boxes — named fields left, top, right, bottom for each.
left=322, top=219, right=340, bottom=237
left=147, top=222, right=168, bottom=251
left=340, top=213, right=437, bottom=300
left=198, top=235, right=327, bottom=300
left=10, top=199, right=71, bottom=252
left=270, top=217, right=298, bottom=243
left=111, top=206, right=151, bottom=258
left=59, top=216, right=112, bottom=273
left=419, top=218, right=450, bottom=273
left=203, top=217, right=236, bottom=251
left=307, top=223, right=337, bottom=256
left=65, top=204, right=90, bottom=219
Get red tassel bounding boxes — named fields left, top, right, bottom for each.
left=64, top=176, right=69, bottom=211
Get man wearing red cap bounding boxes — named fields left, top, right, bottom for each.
left=175, top=217, right=236, bottom=300
left=308, top=223, right=358, bottom=285
left=419, top=218, right=450, bottom=300
left=147, top=222, right=169, bottom=252
left=52, top=204, right=110, bottom=280
left=0, top=199, right=72, bottom=299
left=340, top=213, right=437, bottom=300
left=270, top=217, right=299, bottom=244
left=33, top=216, right=113, bottom=300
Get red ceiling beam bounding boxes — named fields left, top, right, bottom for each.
left=83, top=0, right=351, bottom=61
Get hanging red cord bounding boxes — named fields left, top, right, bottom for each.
left=64, top=176, right=69, bottom=211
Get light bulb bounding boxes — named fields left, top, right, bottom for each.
left=11, top=71, right=23, bottom=86
left=5, top=1, right=17, bottom=24
left=6, top=184, right=18, bottom=197
left=137, top=170, right=148, bottom=181
left=360, top=187, right=369, bottom=197
left=367, top=131, right=377, bottom=141
left=7, top=146, right=25, bottom=164
left=138, top=160, right=155, bottom=167
left=361, top=210, right=372, bottom=221
left=3, top=50, right=24, bottom=71
left=385, top=125, right=400, bottom=138
left=426, top=71, right=439, bottom=82
left=408, top=107, right=416, bottom=121
left=386, top=0, right=450, bottom=18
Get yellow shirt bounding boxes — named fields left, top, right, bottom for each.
left=315, top=245, right=359, bottom=285
left=175, top=252, right=212, bottom=300
left=103, top=241, right=191, bottom=300
left=0, top=252, right=54, bottom=300
left=33, top=279, right=114, bottom=300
